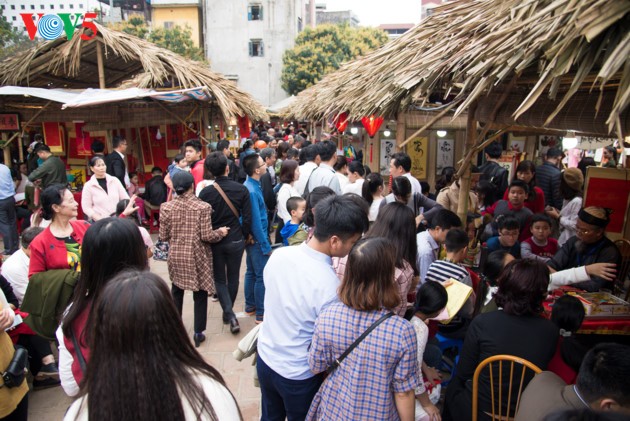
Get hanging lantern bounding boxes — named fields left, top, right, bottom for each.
left=361, top=115, right=384, bottom=138
left=334, top=112, right=349, bottom=133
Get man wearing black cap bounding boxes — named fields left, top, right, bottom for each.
left=536, top=147, right=564, bottom=209
left=549, top=206, right=621, bottom=291
left=27, top=144, right=67, bottom=188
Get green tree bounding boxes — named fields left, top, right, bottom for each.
left=281, top=24, right=388, bottom=95
left=0, top=10, right=36, bottom=61
left=108, top=17, right=205, bottom=62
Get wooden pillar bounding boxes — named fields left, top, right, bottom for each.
left=2, top=133, right=10, bottom=166
left=456, top=101, right=478, bottom=225
left=395, top=112, right=406, bottom=149
left=96, top=41, right=106, bottom=89
left=18, top=134, right=23, bottom=163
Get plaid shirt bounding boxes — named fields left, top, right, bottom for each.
left=307, top=302, right=419, bottom=420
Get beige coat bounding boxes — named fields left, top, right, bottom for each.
left=436, top=182, right=479, bottom=214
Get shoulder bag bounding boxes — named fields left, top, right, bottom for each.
left=326, top=311, right=394, bottom=374
left=212, top=183, right=255, bottom=245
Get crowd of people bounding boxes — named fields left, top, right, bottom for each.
left=0, top=126, right=628, bottom=421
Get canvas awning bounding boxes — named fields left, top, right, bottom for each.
left=0, top=86, right=215, bottom=108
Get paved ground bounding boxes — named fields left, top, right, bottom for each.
left=28, top=256, right=262, bottom=420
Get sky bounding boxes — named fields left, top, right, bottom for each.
left=321, top=0, right=422, bottom=27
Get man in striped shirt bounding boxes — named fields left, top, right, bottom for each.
left=426, top=228, right=475, bottom=340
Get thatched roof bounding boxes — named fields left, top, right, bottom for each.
left=0, top=22, right=268, bottom=121
left=286, top=0, right=630, bottom=137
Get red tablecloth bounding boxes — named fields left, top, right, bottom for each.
left=544, top=291, right=630, bottom=336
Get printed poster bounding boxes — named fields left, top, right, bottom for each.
left=408, top=137, right=428, bottom=180
left=380, top=138, right=395, bottom=175
left=436, top=139, right=454, bottom=173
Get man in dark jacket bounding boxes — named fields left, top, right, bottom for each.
left=536, top=147, right=563, bottom=209
left=28, top=144, right=67, bottom=188
left=104, top=135, right=128, bottom=187
left=217, top=139, right=246, bottom=183
left=143, top=167, right=168, bottom=209
left=199, top=152, right=252, bottom=334
left=478, top=142, right=508, bottom=196
left=259, top=148, right=277, bottom=234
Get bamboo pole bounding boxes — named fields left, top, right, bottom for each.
left=96, top=41, right=106, bottom=89
left=456, top=101, right=478, bottom=225
left=151, top=99, right=210, bottom=144
left=398, top=100, right=460, bottom=150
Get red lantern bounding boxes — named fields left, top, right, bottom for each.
left=361, top=115, right=384, bottom=138
left=334, top=112, right=349, bottom=133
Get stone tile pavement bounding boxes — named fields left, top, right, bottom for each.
left=28, top=257, right=262, bottom=420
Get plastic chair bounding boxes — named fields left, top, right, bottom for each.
left=613, top=239, right=630, bottom=301
left=435, top=333, right=463, bottom=387
left=472, top=355, right=542, bottom=421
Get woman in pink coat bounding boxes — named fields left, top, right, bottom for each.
left=81, top=156, right=129, bottom=222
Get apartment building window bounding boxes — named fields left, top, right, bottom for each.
left=0, top=5, right=4, bottom=10
left=20, top=4, right=25, bottom=9
left=248, top=4, right=262, bottom=21
left=70, top=4, right=74, bottom=9
left=249, top=39, right=264, bottom=57
left=31, top=5, right=35, bottom=9
left=40, top=5, right=45, bottom=9
left=10, top=5, right=15, bottom=9
left=163, top=21, right=174, bottom=29
left=50, top=5, right=55, bottom=9
left=12, top=16, right=16, bottom=21
left=60, top=4, right=64, bottom=8
left=79, top=4, right=84, bottom=9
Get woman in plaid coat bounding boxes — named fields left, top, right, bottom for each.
left=159, top=172, right=229, bottom=347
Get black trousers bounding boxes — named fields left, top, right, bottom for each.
left=171, top=285, right=208, bottom=334
left=212, top=239, right=245, bottom=322
left=0, top=393, right=28, bottom=421
left=17, top=334, right=52, bottom=376
left=0, top=197, right=18, bottom=254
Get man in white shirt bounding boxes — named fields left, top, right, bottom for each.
left=304, top=141, right=342, bottom=195
left=2, top=226, right=44, bottom=305
left=294, top=144, right=320, bottom=196
left=416, top=209, right=461, bottom=285
left=390, top=152, right=422, bottom=196
left=257, top=195, right=369, bottom=420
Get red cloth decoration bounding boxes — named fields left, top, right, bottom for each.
left=361, top=115, right=384, bottom=137
left=334, top=112, right=349, bottom=133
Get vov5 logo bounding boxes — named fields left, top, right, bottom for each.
left=20, top=13, right=98, bottom=41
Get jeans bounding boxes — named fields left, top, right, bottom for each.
left=171, top=285, right=208, bottom=334
left=0, top=197, right=18, bottom=254
left=257, top=355, right=324, bottom=421
left=212, top=238, right=245, bottom=322
left=244, top=243, right=269, bottom=320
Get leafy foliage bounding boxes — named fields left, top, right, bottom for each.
left=107, top=17, right=205, bottom=62
left=281, top=24, right=388, bottom=95
left=0, top=9, right=37, bottom=61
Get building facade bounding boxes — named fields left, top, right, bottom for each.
left=150, top=0, right=203, bottom=48
left=204, top=0, right=305, bottom=107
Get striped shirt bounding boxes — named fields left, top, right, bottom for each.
left=425, top=260, right=472, bottom=287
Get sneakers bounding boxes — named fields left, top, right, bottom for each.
left=35, top=362, right=59, bottom=381
left=211, top=294, right=219, bottom=302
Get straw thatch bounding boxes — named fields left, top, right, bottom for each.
left=286, top=0, right=630, bottom=137
left=0, top=22, right=268, bottom=121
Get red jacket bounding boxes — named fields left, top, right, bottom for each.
left=190, top=160, right=204, bottom=187
left=503, top=186, right=546, bottom=214
left=28, top=220, right=90, bottom=278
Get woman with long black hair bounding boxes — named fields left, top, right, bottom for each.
left=56, top=217, right=148, bottom=397
left=63, top=270, right=241, bottom=421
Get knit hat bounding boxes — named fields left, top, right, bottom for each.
left=562, top=168, right=584, bottom=191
